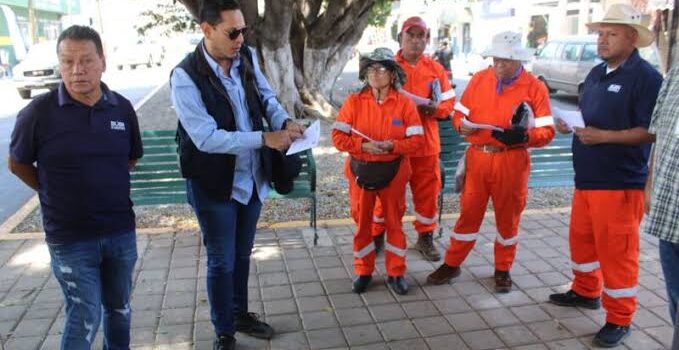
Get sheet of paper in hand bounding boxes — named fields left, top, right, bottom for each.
left=286, top=120, right=321, bottom=155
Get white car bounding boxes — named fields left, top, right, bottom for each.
left=12, top=41, right=61, bottom=99
left=111, top=40, right=165, bottom=70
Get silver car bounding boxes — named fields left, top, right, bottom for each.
left=531, top=35, right=660, bottom=96
left=12, top=41, right=61, bottom=99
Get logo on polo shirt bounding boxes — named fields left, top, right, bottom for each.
left=607, top=84, right=622, bottom=93
left=110, top=121, right=126, bottom=131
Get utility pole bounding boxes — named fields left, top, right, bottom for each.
left=27, top=0, right=37, bottom=44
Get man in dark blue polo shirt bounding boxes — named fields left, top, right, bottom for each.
left=548, top=4, right=662, bottom=348
left=9, top=25, right=142, bottom=350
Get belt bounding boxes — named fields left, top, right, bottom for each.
left=472, top=144, right=525, bottom=153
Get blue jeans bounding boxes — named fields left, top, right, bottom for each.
left=660, top=239, right=679, bottom=325
left=187, top=179, right=262, bottom=337
left=47, top=231, right=137, bottom=350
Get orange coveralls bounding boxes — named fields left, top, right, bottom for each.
left=372, top=52, right=455, bottom=236
left=332, top=88, right=424, bottom=277
left=445, top=67, right=555, bottom=272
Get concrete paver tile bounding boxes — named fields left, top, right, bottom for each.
left=155, top=323, right=193, bottom=344
left=368, top=303, right=407, bottom=323
left=494, top=324, right=539, bottom=347
left=293, top=281, right=325, bottom=297
left=420, top=284, right=457, bottom=300
left=494, top=289, right=534, bottom=307
left=361, top=290, right=396, bottom=306
left=352, top=343, right=388, bottom=350
left=167, top=266, right=197, bottom=279
left=644, top=325, right=674, bottom=349
left=343, top=324, right=383, bottom=346
left=510, top=344, right=549, bottom=350
left=10, top=317, right=51, bottom=338
left=130, top=327, right=157, bottom=345
left=464, top=292, right=502, bottom=310
left=335, top=307, right=373, bottom=327
left=163, top=291, right=195, bottom=309
left=165, top=278, right=196, bottom=293
left=263, top=299, right=298, bottom=316
left=47, top=316, right=64, bottom=335
left=402, top=300, right=441, bottom=319
left=298, top=295, right=331, bottom=313
left=159, top=307, right=194, bottom=326
left=632, top=308, right=670, bottom=328
left=3, top=336, right=43, bottom=350
left=459, top=329, right=505, bottom=350
left=377, top=320, right=419, bottom=342
left=328, top=293, right=364, bottom=310
left=259, top=272, right=291, bottom=287
left=22, top=303, right=61, bottom=320
left=638, top=289, right=669, bottom=308
left=425, top=333, right=470, bottom=350
left=556, top=316, right=599, bottom=337
left=431, top=297, right=472, bottom=314
left=322, top=279, right=354, bottom=295
left=131, top=310, right=161, bottom=329
left=526, top=320, right=573, bottom=341
left=479, top=308, right=521, bottom=328
left=545, top=338, right=589, bottom=350
left=306, top=328, right=347, bottom=349
left=257, top=260, right=286, bottom=273
left=318, top=267, right=349, bottom=281
left=261, top=285, right=293, bottom=301
left=270, top=331, right=310, bottom=350
left=0, top=305, right=27, bottom=322
left=0, top=320, right=17, bottom=340
left=540, top=303, right=586, bottom=319
left=387, top=337, right=429, bottom=350
left=445, top=311, right=488, bottom=332
left=411, top=316, right=454, bottom=337
left=300, top=310, right=338, bottom=330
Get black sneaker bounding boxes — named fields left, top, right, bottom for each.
left=373, top=232, right=385, bottom=253
left=214, top=335, right=236, bottom=350
left=234, top=312, right=274, bottom=339
left=549, top=290, right=601, bottom=310
left=352, top=275, right=372, bottom=294
left=593, top=322, right=631, bottom=348
left=387, top=276, right=409, bottom=295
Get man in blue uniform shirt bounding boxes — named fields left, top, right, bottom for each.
left=9, top=25, right=143, bottom=350
left=170, top=1, right=304, bottom=349
left=548, top=4, right=663, bottom=348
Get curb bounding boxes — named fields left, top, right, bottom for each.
left=0, top=206, right=571, bottom=241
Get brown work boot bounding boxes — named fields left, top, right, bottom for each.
left=494, top=270, right=512, bottom=293
left=414, top=232, right=441, bottom=261
left=427, top=264, right=461, bottom=285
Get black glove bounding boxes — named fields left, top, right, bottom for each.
left=491, top=126, right=528, bottom=146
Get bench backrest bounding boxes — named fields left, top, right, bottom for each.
left=437, top=120, right=574, bottom=190
left=131, top=130, right=316, bottom=206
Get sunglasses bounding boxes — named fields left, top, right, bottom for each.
left=224, top=26, right=248, bottom=40
left=366, top=66, right=390, bottom=75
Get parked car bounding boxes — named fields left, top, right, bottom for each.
left=12, top=41, right=60, bottom=99
left=531, top=35, right=660, bottom=95
left=111, top=40, right=165, bottom=70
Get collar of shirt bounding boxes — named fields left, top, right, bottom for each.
left=496, top=65, right=524, bottom=94
left=57, top=82, right=118, bottom=107
left=600, top=49, right=641, bottom=77
left=202, top=42, right=242, bottom=80
left=359, top=87, right=399, bottom=103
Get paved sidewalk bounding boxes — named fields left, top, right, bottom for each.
left=0, top=208, right=673, bottom=350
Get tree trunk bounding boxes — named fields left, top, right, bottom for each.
left=176, top=0, right=378, bottom=119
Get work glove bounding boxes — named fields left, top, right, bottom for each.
left=491, top=126, right=528, bottom=146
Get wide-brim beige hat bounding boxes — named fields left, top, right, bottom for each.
left=586, top=3, right=654, bottom=47
left=480, top=31, right=535, bottom=61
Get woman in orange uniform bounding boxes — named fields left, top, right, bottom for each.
left=332, top=48, right=424, bottom=295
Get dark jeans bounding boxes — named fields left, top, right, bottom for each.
left=47, top=231, right=137, bottom=350
left=187, top=179, right=262, bottom=337
left=660, top=239, right=679, bottom=324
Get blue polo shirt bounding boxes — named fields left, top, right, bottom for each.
left=574, top=50, right=662, bottom=190
left=9, top=83, right=143, bottom=244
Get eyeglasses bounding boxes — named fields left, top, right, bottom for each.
left=225, top=26, right=248, bottom=40
left=366, top=66, right=389, bottom=75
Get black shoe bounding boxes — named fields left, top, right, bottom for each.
left=549, top=290, right=601, bottom=310
left=593, top=322, right=631, bottom=348
left=352, top=275, right=372, bottom=294
left=387, top=276, right=409, bottom=295
left=234, top=312, right=274, bottom=339
left=373, top=232, right=385, bottom=253
left=494, top=270, right=512, bottom=293
left=214, top=335, right=236, bottom=350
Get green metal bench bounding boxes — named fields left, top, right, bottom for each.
left=131, top=130, right=318, bottom=240
left=437, top=120, right=574, bottom=235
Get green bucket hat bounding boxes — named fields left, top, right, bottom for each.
left=359, top=47, right=407, bottom=87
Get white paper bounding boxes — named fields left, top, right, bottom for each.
left=461, top=118, right=503, bottom=132
left=286, top=120, right=320, bottom=155
left=553, top=106, right=585, bottom=130
left=399, top=89, right=434, bottom=107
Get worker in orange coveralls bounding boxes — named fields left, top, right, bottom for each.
left=372, top=16, right=455, bottom=262
left=332, top=47, right=424, bottom=295
left=427, top=31, right=555, bottom=293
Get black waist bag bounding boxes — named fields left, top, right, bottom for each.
left=350, top=156, right=402, bottom=190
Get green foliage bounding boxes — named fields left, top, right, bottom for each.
left=136, top=1, right=197, bottom=37
left=368, top=0, right=392, bottom=27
